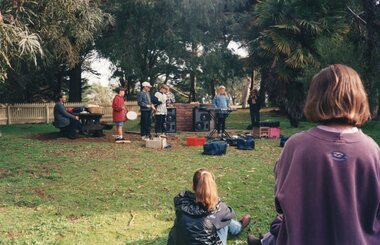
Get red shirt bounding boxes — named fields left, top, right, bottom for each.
left=112, top=95, right=127, bottom=122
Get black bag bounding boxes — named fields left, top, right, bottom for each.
left=73, top=107, right=85, bottom=113
left=236, top=136, right=255, bottom=150
left=280, top=135, right=289, bottom=147
left=226, top=138, right=238, bottom=146
left=203, top=141, right=228, bottom=155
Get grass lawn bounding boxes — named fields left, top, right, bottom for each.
left=0, top=109, right=379, bottom=244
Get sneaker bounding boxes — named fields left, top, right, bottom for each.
left=239, top=215, right=251, bottom=229
left=141, top=136, right=148, bottom=140
left=247, top=234, right=263, bottom=245
left=160, top=134, right=167, bottom=138
left=115, top=137, right=125, bottom=141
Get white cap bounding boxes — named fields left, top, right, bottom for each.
left=142, top=82, right=152, bottom=88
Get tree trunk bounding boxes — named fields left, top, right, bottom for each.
left=361, top=0, right=380, bottom=117
left=210, top=79, right=216, bottom=98
left=259, top=69, right=270, bottom=108
left=241, top=77, right=251, bottom=109
left=55, top=68, right=65, bottom=95
left=189, top=73, right=196, bottom=102
left=250, top=69, right=256, bottom=91
left=69, top=63, right=82, bottom=102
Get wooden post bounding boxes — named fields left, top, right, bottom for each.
left=46, top=104, right=50, bottom=124
left=7, top=105, right=11, bottom=125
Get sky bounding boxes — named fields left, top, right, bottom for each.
left=83, top=41, right=249, bottom=87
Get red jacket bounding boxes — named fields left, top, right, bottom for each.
left=112, top=95, right=127, bottom=122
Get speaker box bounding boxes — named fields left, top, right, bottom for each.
left=193, top=108, right=211, bottom=132
left=166, top=108, right=177, bottom=133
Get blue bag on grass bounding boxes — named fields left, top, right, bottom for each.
left=280, top=135, right=289, bottom=147
left=203, top=141, right=228, bottom=155
left=236, top=136, right=255, bottom=150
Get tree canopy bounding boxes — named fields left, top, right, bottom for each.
left=1, top=0, right=379, bottom=125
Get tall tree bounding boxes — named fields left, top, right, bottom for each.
left=0, top=0, right=111, bottom=102
left=248, top=0, right=349, bottom=126
left=97, top=0, right=249, bottom=101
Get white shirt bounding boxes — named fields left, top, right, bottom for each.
left=154, top=92, right=168, bottom=115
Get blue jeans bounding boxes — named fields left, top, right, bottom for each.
left=217, top=219, right=242, bottom=245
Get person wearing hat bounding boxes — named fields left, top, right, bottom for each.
left=112, top=87, right=128, bottom=141
left=137, top=82, right=155, bottom=140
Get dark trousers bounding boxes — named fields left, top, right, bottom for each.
left=216, top=112, right=228, bottom=134
left=62, top=119, right=83, bottom=138
left=155, top=115, right=166, bottom=134
left=249, top=105, right=260, bottom=127
left=140, top=110, right=152, bottom=137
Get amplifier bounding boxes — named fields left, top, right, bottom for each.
left=166, top=108, right=177, bottom=133
left=193, top=107, right=211, bottom=132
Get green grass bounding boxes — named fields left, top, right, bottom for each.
left=0, top=110, right=379, bottom=244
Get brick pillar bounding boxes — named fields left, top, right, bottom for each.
left=174, top=103, right=195, bottom=131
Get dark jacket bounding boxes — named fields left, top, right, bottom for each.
left=167, top=191, right=235, bottom=245
left=54, top=102, right=76, bottom=128
left=137, top=91, right=152, bottom=111
left=248, top=94, right=261, bottom=110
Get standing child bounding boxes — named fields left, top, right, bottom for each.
left=154, top=84, right=169, bottom=137
left=112, top=87, right=128, bottom=142
left=137, top=82, right=155, bottom=140
left=213, top=85, right=230, bottom=137
left=248, top=64, right=380, bottom=245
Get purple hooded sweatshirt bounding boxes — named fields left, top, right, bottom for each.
left=274, top=127, right=380, bottom=245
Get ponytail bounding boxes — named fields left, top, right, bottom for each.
left=193, top=168, right=219, bottom=211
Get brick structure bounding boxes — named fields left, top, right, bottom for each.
left=174, top=103, right=196, bottom=131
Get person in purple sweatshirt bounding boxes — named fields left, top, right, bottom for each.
left=248, top=64, right=380, bottom=245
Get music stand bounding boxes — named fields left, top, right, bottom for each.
left=207, top=109, right=233, bottom=139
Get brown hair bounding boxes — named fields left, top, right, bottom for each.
left=193, top=168, right=219, bottom=211
left=160, top=84, right=169, bottom=90
left=304, top=64, right=370, bottom=126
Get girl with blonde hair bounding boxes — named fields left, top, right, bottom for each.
left=168, top=168, right=251, bottom=245
left=213, top=86, right=230, bottom=137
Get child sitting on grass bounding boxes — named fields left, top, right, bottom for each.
left=167, top=168, right=251, bottom=245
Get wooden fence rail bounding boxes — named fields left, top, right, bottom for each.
left=0, top=101, right=139, bottom=125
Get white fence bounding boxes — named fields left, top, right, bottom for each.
left=0, top=101, right=139, bottom=125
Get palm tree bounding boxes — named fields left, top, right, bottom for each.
left=250, top=0, right=348, bottom=126
left=0, top=6, right=43, bottom=81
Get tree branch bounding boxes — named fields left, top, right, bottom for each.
left=347, top=6, right=367, bottom=25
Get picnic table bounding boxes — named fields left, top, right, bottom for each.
left=73, top=113, right=104, bottom=137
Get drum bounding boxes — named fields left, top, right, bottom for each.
left=126, top=111, right=138, bottom=120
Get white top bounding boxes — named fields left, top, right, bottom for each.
left=317, top=125, right=359, bottom=134
left=154, top=92, right=168, bottom=115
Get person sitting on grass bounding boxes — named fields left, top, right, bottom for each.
left=53, top=93, right=83, bottom=139
left=112, top=87, right=128, bottom=142
left=248, top=64, right=380, bottom=245
left=167, top=168, right=251, bottom=245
